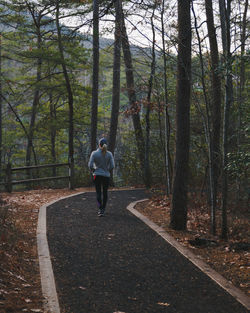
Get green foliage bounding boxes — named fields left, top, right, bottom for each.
left=226, top=152, right=249, bottom=179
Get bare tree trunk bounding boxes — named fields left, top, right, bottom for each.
left=108, top=0, right=121, bottom=156
left=121, top=8, right=145, bottom=177
left=161, top=0, right=172, bottom=195
left=220, top=0, right=233, bottom=240
left=192, top=2, right=217, bottom=235
left=91, top=0, right=99, bottom=152
left=170, top=0, right=191, bottom=230
left=192, top=4, right=213, bottom=233
left=0, top=34, right=2, bottom=177
left=24, top=3, right=44, bottom=170
left=26, top=28, right=41, bottom=169
left=49, top=92, right=57, bottom=177
left=56, top=0, right=74, bottom=188
left=144, top=5, right=156, bottom=188
left=205, top=0, right=221, bottom=208
left=237, top=0, right=248, bottom=199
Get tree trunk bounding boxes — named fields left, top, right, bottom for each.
left=192, top=2, right=216, bottom=234
left=56, top=0, right=74, bottom=188
left=90, top=0, right=99, bottom=152
left=205, top=0, right=221, bottom=208
left=121, top=8, right=145, bottom=176
left=170, top=0, right=191, bottom=230
left=220, top=0, right=233, bottom=240
left=144, top=5, right=156, bottom=188
left=49, top=92, right=57, bottom=177
left=0, top=34, right=2, bottom=177
left=161, top=0, right=172, bottom=195
left=25, top=29, right=41, bottom=169
left=237, top=0, right=248, bottom=199
left=108, top=0, right=121, bottom=156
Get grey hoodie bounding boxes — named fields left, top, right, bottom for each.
left=88, top=148, right=115, bottom=177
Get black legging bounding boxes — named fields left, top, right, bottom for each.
left=94, top=175, right=110, bottom=210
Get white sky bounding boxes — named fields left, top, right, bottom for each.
left=59, top=1, right=248, bottom=55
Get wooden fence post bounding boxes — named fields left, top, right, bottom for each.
left=6, top=163, right=12, bottom=193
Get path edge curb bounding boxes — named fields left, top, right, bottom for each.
left=127, top=199, right=250, bottom=311
left=37, top=192, right=85, bottom=313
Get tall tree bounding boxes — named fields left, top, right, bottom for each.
left=144, top=4, right=156, bottom=188
left=237, top=0, right=248, bottom=198
left=220, top=0, right=233, bottom=239
left=108, top=0, right=122, bottom=156
left=25, top=2, right=42, bottom=168
left=121, top=7, right=145, bottom=177
left=160, top=0, right=172, bottom=195
left=90, top=0, right=99, bottom=152
left=170, top=0, right=191, bottom=230
left=55, top=0, right=75, bottom=188
left=205, top=0, right=221, bottom=211
left=0, top=33, right=2, bottom=176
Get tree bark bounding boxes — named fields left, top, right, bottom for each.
left=161, top=0, right=172, bottom=195
left=121, top=8, right=145, bottom=176
left=220, top=0, right=233, bottom=240
left=90, top=0, right=99, bottom=152
left=0, top=34, right=2, bottom=176
left=108, top=0, right=121, bottom=156
left=205, top=0, right=221, bottom=208
left=144, top=5, right=156, bottom=188
left=49, top=92, right=57, bottom=177
left=170, top=0, right=191, bottom=230
left=237, top=0, right=248, bottom=198
left=25, top=22, right=41, bottom=168
left=56, top=0, right=74, bottom=188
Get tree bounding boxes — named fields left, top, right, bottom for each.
left=108, top=0, right=122, bottom=156
left=170, top=0, right=191, bottom=230
left=192, top=1, right=218, bottom=235
left=160, top=0, right=172, bottom=195
left=121, top=6, right=145, bottom=178
left=90, top=0, right=99, bottom=152
left=219, top=0, right=233, bottom=239
left=144, top=3, right=157, bottom=188
left=205, top=0, right=221, bottom=233
left=236, top=0, right=248, bottom=199
left=24, top=2, right=43, bottom=169
left=0, top=33, right=2, bottom=176
left=55, top=0, right=75, bottom=188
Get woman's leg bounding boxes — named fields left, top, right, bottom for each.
left=94, top=176, right=102, bottom=211
left=102, top=176, right=110, bottom=212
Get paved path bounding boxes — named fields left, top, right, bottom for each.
left=46, top=189, right=248, bottom=313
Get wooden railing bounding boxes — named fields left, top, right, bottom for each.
left=1, top=162, right=74, bottom=192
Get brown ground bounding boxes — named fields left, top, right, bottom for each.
left=0, top=188, right=249, bottom=312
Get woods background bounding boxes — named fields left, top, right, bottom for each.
left=0, top=0, right=249, bottom=235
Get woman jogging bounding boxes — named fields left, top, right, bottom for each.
left=88, top=138, right=115, bottom=216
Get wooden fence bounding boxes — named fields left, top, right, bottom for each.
left=0, top=162, right=74, bottom=192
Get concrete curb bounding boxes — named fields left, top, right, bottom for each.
left=127, top=199, right=250, bottom=311
left=37, top=192, right=85, bottom=313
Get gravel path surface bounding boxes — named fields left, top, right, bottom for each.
left=47, top=189, right=247, bottom=313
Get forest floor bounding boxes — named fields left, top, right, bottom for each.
left=0, top=187, right=249, bottom=312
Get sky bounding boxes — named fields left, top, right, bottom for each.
left=59, top=1, right=179, bottom=50
left=57, top=1, right=248, bottom=55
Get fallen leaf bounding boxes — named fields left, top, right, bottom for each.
left=158, top=302, right=170, bottom=306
